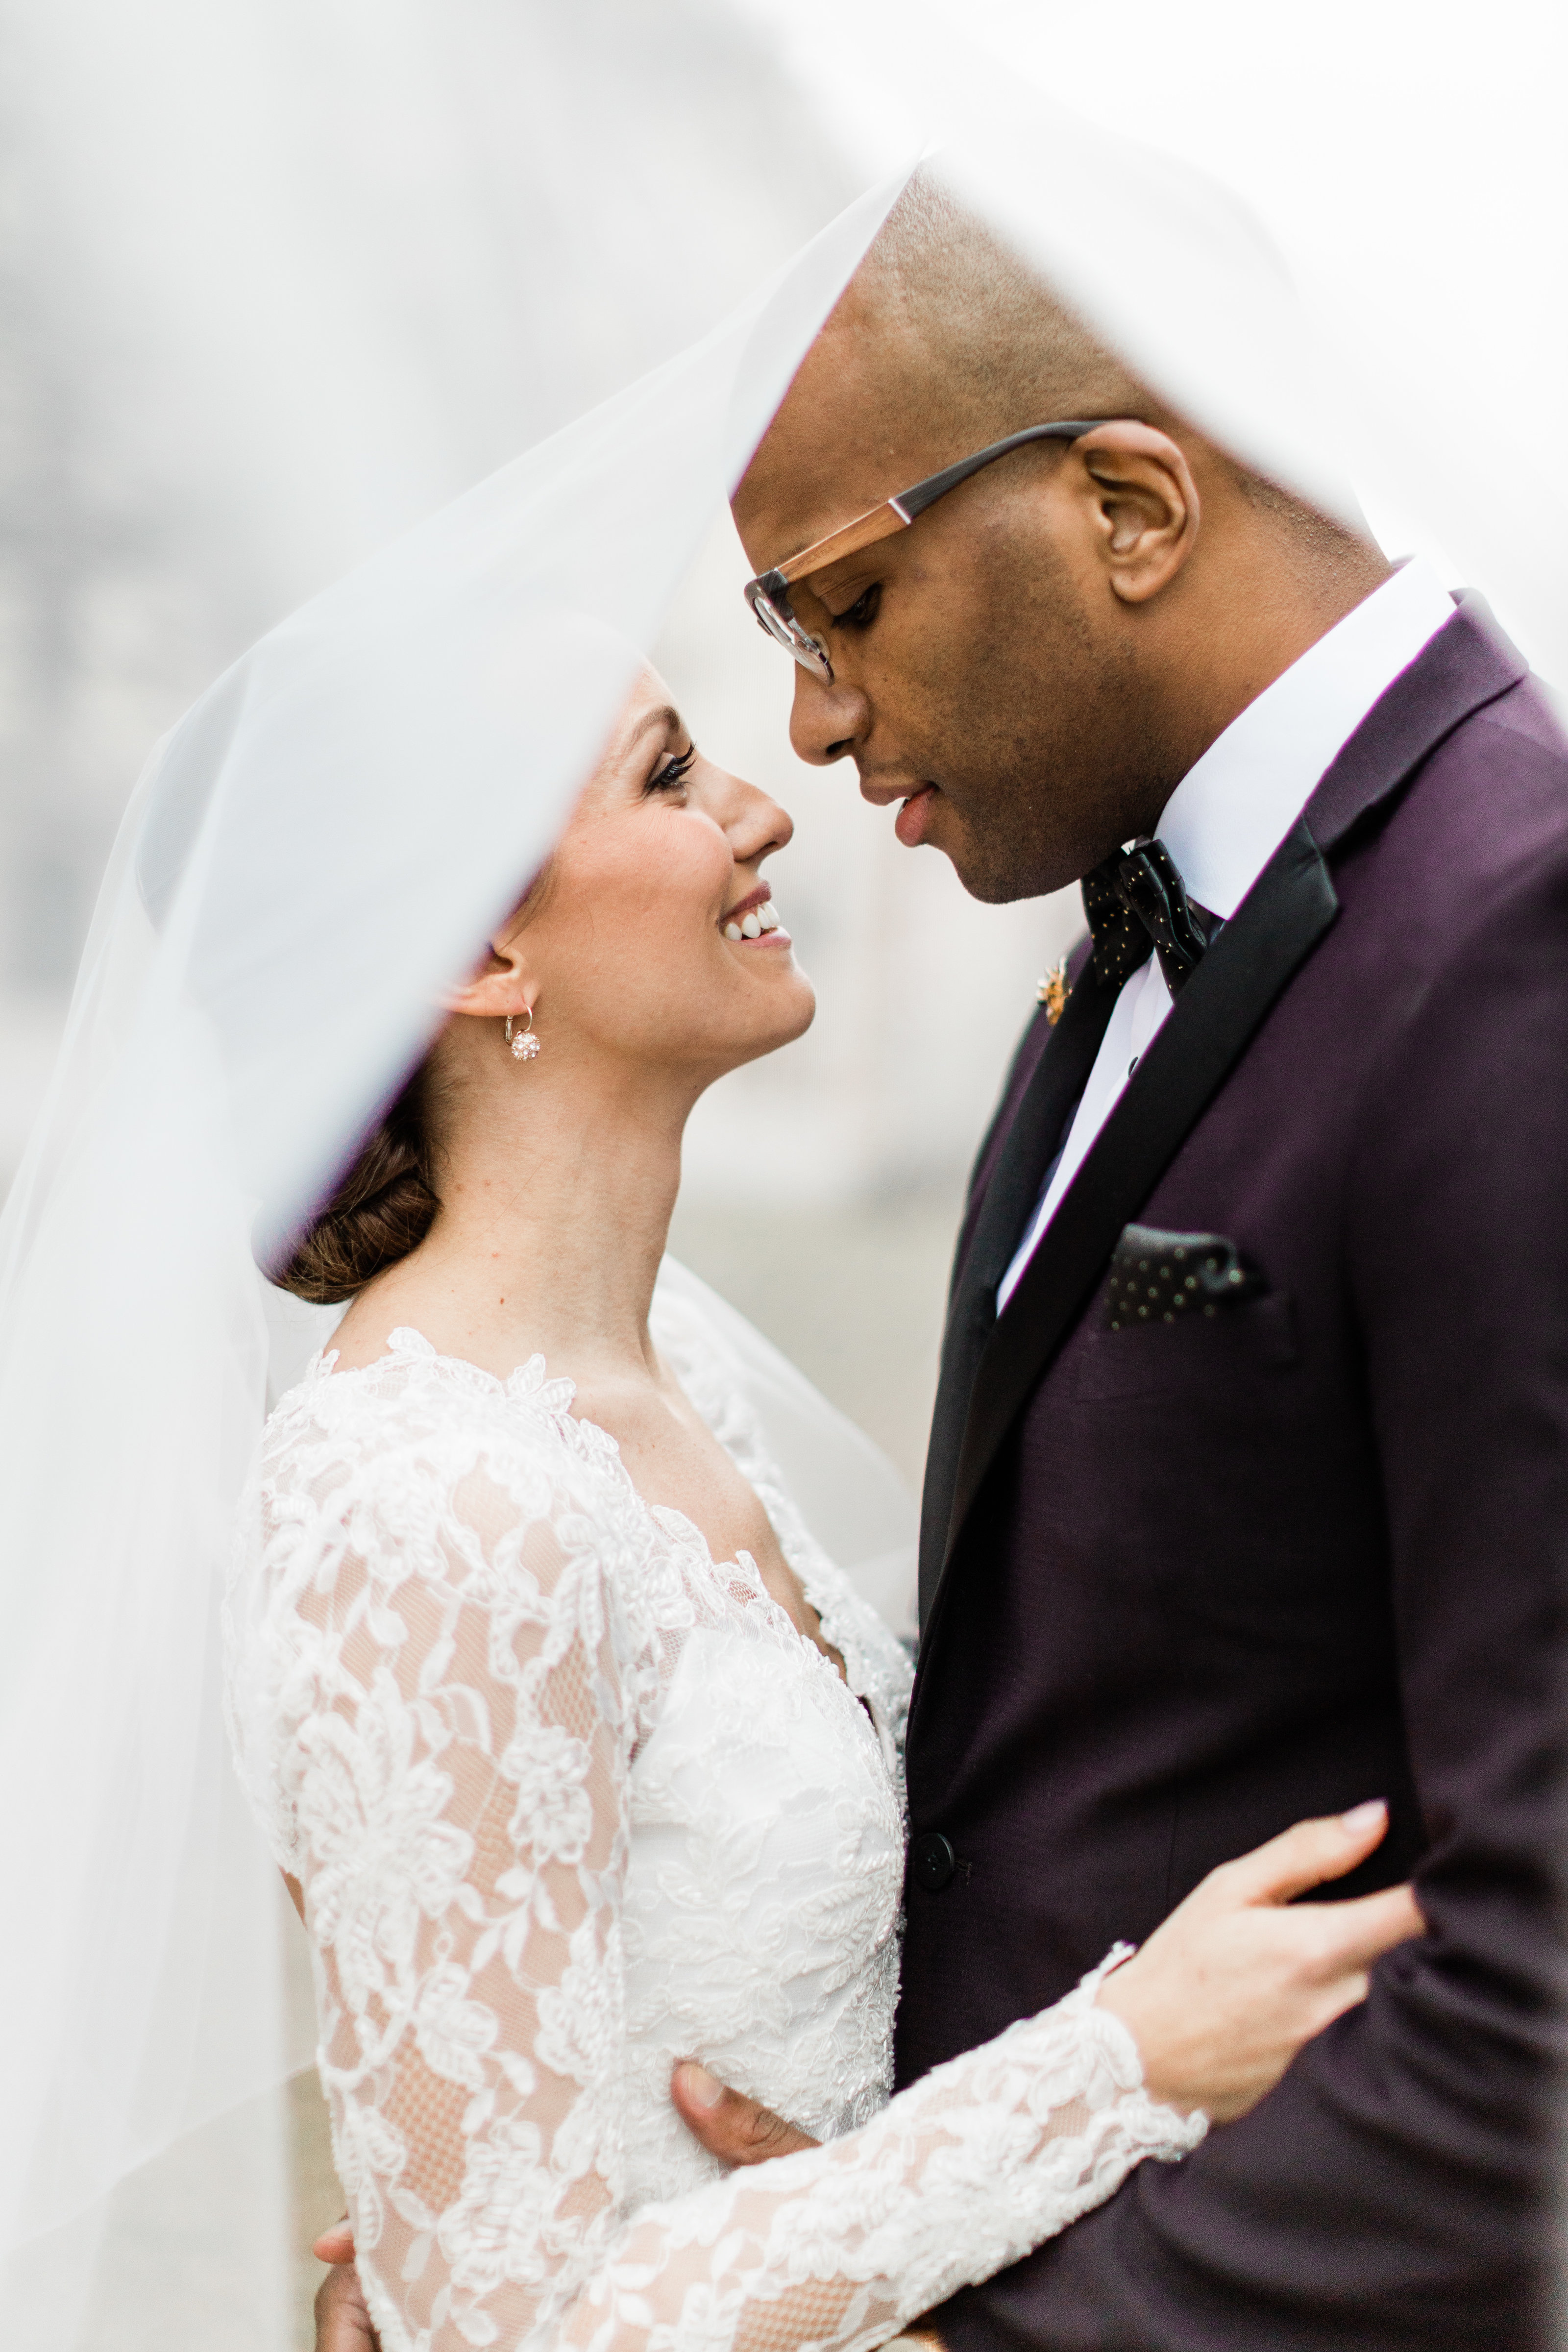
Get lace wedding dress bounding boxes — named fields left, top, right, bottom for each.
left=225, top=1283, right=1203, bottom=2352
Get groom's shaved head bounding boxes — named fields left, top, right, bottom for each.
left=833, top=174, right=1151, bottom=463
left=733, top=168, right=1384, bottom=901
left=740, top=173, right=1156, bottom=562
left=741, top=169, right=1351, bottom=573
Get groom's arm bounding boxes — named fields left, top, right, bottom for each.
left=931, top=822, right=1568, bottom=2349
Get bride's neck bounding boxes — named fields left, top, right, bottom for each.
left=337, top=1050, right=696, bottom=1385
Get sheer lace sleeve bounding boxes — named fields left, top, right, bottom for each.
left=567, top=1949, right=1203, bottom=2352
left=227, top=1335, right=1201, bottom=2352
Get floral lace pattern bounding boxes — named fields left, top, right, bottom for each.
left=225, top=1290, right=1202, bottom=2352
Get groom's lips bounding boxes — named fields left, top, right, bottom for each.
left=894, top=784, right=938, bottom=848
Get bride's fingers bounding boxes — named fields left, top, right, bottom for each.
left=1207, top=1800, right=1392, bottom=1909
left=313, top=2215, right=356, bottom=2264
left=670, top=2062, right=820, bottom=2166
left=1285, top=1882, right=1426, bottom=1983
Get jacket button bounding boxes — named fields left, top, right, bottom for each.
left=913, top=1832, right=957, bottom=1893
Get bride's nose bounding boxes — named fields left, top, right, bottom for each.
left=723, top=773, right=793, bottom=864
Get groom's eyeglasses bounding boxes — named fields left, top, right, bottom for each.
left=743, top=419, right=1107, bottom=683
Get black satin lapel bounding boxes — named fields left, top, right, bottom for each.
left=949, top=931, right=1095, bottom=1303
left=917, top=969, right=1118, bottom=1623
left=948, top=1008, right=1053, bottom=1306
left=923, top=818, right=1338, bottom=1647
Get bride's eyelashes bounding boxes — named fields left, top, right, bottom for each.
left=647, top=745, right=697, bottom=794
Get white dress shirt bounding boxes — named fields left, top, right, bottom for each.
left=995, top=558, right=1458, bottom=1313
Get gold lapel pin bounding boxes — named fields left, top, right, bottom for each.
left=1036, top=958, right=1068, bottom=1025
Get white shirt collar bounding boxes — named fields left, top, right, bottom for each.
left=1156, top=558, right=1457, bottom=921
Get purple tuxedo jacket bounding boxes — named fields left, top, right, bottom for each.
left=900, top=599, right=1567, bottom=2348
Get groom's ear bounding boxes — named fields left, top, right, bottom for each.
left=1071, top=421, right=1200, bottom=606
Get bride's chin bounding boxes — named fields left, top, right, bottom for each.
left=773, top=976, right=816, bottom=1046
left=730, top=984, right=816, bottom=1063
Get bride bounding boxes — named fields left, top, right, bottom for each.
left=226, top=661, right=1422, bottom=2352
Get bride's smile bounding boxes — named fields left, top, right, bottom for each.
left=497, top=662, right=815, bottom=1094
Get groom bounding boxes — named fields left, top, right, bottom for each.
left=677, top=178, right=1568, bottom=2343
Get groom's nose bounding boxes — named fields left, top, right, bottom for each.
left=789, top=662, right=867, bottom=769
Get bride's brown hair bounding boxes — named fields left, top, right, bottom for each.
left=272, top=1065, right=441, bottom=1305
left=274, top=864, right=553, bottom=1304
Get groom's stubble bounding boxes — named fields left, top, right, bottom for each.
left=734, top=173, right=1385, bottom=901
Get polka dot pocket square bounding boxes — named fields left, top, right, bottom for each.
left=1104, top=1223, right=1267, bottom=1332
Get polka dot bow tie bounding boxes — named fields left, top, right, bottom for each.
left=1081, top=839, right=1216, bottom=997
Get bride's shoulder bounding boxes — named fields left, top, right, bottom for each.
left=234, top=1325, right=666, bottom=1675
left=253, top=1323, right=606, bottom=1509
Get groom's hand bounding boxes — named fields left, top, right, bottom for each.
left=312, top=2219, right=379, bottom=2352
left=670, top=2061, right=820, bottom=2163
left=671, top=2069, right=946, bottom=2349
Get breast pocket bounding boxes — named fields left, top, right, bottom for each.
left=1072, top=1222, right=1298, bottom=1399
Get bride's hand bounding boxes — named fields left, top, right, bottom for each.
left=671, top=1799, right=1421, bottom=2171
left=1095, top=1798, right=1423, bottom=2123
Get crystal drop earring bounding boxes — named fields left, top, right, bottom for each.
left=504, top=1009, right=540, bottom=1062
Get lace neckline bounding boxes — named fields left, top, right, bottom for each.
left=311, top=1324, right=854, bottom=1697
left=318, top=1323, right=570, bottom=1404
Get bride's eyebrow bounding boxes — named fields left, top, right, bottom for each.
left=626, top=703, right=685, bottom=753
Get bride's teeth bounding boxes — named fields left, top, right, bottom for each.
left=723, top=903, right=780, bottom=941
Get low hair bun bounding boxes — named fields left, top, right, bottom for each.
left=273, top=1072, right=438, bottom=1304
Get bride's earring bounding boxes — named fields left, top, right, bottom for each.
left=504, top=1009, right=540, bottom=1063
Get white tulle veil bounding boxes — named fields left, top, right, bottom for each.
left=0, top=166, right=911, bottom=2346
left=0, top=5, right=1557, bottom=2343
